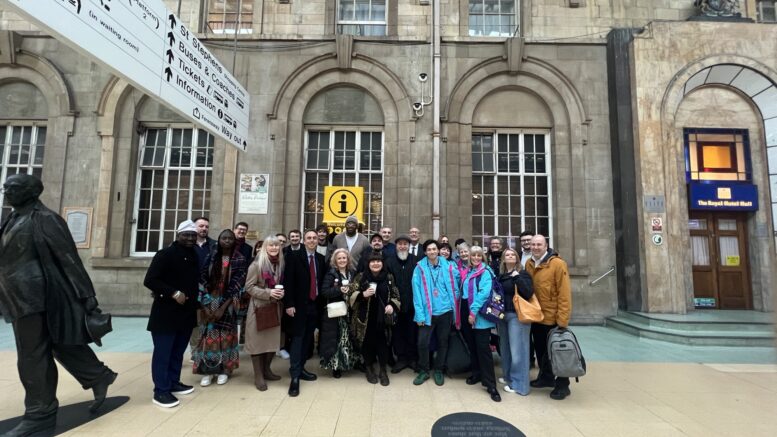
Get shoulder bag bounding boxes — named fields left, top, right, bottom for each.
left=514, top=284, right=543, bottom=323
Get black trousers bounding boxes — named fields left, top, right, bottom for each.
left=13, top=313, right=113, bottom=421
left=530, top=322, right=570, bottom=389
left=417, top=311, right=452, bottom=372
left=473, top=328, right=496, bottom=390
left=459, top=299, right=481, bottom=377
left=289, top=302, right=317, bottom=378
left=391, top=311, right=418, bottom=363
left=362, top=316, right=390, bottom=367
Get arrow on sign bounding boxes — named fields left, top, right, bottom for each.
left=168, top=14, right=176, bottom=28
left=164, top=67, right=173, bottom=82
left=167, top=32, right=175, bottom=46
left=166, top=49, right=174, bottom=64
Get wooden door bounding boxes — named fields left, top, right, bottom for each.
left=689, top=212, right=751, bottom=309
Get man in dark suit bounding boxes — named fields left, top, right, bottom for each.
left=282, top=229, right=325, bottom=397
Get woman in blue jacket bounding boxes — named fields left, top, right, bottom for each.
left=461, top=245, right=501, bottom=402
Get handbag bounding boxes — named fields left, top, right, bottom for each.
left=376, top=287, right=397, bottom=327
left=254, top=301, right=280, bottom=331
left=514, top=285, right=544, bottom=323
left=327, top=300, right=348, bottom=318
left=478, top=276, right=506, bottom=323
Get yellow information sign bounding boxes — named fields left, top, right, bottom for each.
left=323, top=186, right=364, bottom=225
left=725, top=255, right=740, bottom=266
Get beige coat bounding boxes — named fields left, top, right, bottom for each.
left=244, top=262, right=282, bottom=355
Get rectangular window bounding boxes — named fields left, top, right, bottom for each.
left=468, top=0, right=517, bottom=37
left=207, top=0, right=253, bottom=34
left=337, top=0, right=387, bottom=36
left=685, top=129, right=750, bottom=182
left=757, top=1, right=777, bottom=23
left=0, top=124, right=46, bottom=222
left=131, top=127, right=214, bottom=256
left=303, top=129, right=383, bottom=232
left=472, top=131, right=551, bottom=245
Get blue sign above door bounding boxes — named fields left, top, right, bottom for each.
left=688, top=182, right=758, bottom=211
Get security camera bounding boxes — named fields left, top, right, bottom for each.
left=412, top=102, right=423, bottom=111
left=418, top=73, right=428, bottom=82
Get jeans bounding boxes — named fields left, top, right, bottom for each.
left=497, top=311, right=531, bottom=395
left=151, top=329, right=191, bottom=395
left=417, top=311, right=452, bottom=372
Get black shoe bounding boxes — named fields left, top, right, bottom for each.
left=390, top=360, right=408, bottom=374
left=152, top=392, right=180, bottom=408
left=300, top=370, right=318, bottom=381
left=171, top=381, right=194, bottom=395
left=530, top=378, right=555, bottom=388
left=3, top=416, right=57, bottom=437
left=365, top=366, right=378, bottom=384
left=379, top=368, right=390, bottom=386
left=90, top=371, right=118, bottom=412
left=487, top=387, right=502, bottom=402
left=465, top=375, right=481, bottom=385
left=288, top=378, right=300, bottom=397
left=550, top=386, right=571, bottom=400
left=333, top=370, right=342, bottom=379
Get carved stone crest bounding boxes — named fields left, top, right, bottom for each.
left=694, top=0, right=741, bottom=17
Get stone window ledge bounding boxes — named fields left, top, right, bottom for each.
left=569, top=266, right=590, bottom=277
left=91, top=257, right=152, bottom=269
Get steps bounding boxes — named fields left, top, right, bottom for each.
left=605, top=310, right=776, bottom=347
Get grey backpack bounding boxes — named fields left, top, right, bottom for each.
left=547, top=327, right=586, bottom=381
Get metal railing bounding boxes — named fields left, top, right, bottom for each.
left=589, top=265, right=615, bottom=286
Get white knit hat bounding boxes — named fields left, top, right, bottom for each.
left=176, top=219, right=196, bottom=234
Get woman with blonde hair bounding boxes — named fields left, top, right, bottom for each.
left=497, top=247, right=534, bottom=396
left=244, top=235, right=286, bottom=391
left=319, top=248, right=358, bottom=378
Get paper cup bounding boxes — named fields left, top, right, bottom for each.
left=369, top=282, right=377, bottom=289
left=341, top=279, right=349, bottom=286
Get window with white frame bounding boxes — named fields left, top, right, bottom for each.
left=471, top=131, right=551, bottom=244
left=131, top=127, right=214, bottom=256
left=0, top=124, right=46, bottom=222
left=338, top=0, right=387, bottom=36
left=207, top=0, right=253, bottom=34
left=303, top=129, right=383, bottom=232
left=757, top=1, right=777, bottom=22
left=468, top=0, right=518, bottom=37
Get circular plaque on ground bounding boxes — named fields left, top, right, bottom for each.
left=432, top=412, right=524, bottom=437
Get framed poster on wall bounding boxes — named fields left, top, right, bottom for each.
left=63, top=207, right=93, bottom=249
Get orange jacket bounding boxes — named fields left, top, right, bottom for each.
left=525, top=252, right=571, bottom=327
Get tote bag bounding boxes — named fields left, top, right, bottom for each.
left=514, top=285, right=544, bottom=324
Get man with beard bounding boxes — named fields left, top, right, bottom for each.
left=331, top=215, right=370, bottom=266
left=233, top=222, right=253, bottom=263
left=386, top=235, right=417, bottom=373
left=193, top=217, right=216, bottom=270
left=283, top=229, right=303, bottom=256
left=356, top=233, right=386, bottom=272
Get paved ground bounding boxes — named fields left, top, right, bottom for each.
left=0, top=318, right=775, bottom=436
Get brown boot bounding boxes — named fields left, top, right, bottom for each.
left=263, top=352, right=281, bottom=381
left=251, top=355, right=267, bottom=391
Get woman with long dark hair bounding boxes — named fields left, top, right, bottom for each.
left=349, top=251, right=400, bottom=386
left=193, top=229, right=247, bottom=387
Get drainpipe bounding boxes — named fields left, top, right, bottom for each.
left=431, top=0, right=441, bottom=239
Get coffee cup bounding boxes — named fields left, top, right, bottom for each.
left=369, top=282, right=377, bottom=290
left=341, top=279, right=349, bottom=286
left=275, top=285, right=284, bottom=290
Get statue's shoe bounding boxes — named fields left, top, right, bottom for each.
left=89, top=371, right=118, bottom=413
left=3, top=416, right=56, bottom=437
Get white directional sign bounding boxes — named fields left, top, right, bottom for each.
left=7, top=0, right=250, bottom=151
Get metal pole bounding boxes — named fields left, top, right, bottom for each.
left=177, top=0, right=182, bottom=17
left=431, top=0, right=441, bottom=239
left=232, top=0, right=242, bottom=72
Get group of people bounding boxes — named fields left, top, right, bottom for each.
left=143, top=214, right=572, bottom=409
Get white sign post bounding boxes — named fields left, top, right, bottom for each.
left=6, top=0, right=250, bottom=151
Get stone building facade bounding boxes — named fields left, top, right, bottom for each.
left=0, top=1, right=774, bottom=320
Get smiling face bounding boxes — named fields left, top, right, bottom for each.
left=520, top=235, right=533, bottom=252
left=380, top=227, right=392, bottom=242
left=335, top=251, right=349, bottom=270
left=458, top=247, right=469, bottom=261
left=265, top=241, right=280, bottom=257
left=304, top=230, right=318, bottom=251
left=440, top=246, right=451, bottom=259
left=233, top=224, right=247, bottom=239
left=368, top=259, right=383, bottom=274
left=531, top=235, right=548, bottom=258
left=289, top=231, right=301, bottom=246
left=470, top=251, right=483, bottom=267
left=425, top=242, right=439, bottom=263
left=177, top=231, right=197, bottom=248
left=489, top=238, right=502, bottom=252
left=409, top=227, right=420, bottom=244
left=195, top=219, right=209, bottom=239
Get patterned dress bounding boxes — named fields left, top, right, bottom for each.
left=193, top=251, right=247, bottom=375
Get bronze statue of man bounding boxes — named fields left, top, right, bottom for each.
left=0, top=174, right=117, bottom=437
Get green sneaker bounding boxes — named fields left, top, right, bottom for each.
left=433, top=370, right=444, bottom=386
left=413, top=371, right=430, bottom=385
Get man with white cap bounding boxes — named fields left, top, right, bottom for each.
left=143, top=220, right=200, bottom=408
left=331, top=215, right=370, bottom=266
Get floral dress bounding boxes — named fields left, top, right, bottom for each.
left=193, top=251, right=247, bottom=375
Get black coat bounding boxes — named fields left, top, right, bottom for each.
left=0, top=200, right=97, bottom=344
left=385, top=253, right=417, bottom=315
left=144, top=242, right=200, bottom=333
left=282, top=249, right=326, bottom=336
left=319, top=268, right=353, bottom=361
left=498, top=269, right=533, bottom=312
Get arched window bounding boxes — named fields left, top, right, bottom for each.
left=0, top=81, right=48, bottom=221
left=302, top=86, right=384, bottom=232
left=471, top=89, right=553, bottom=245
